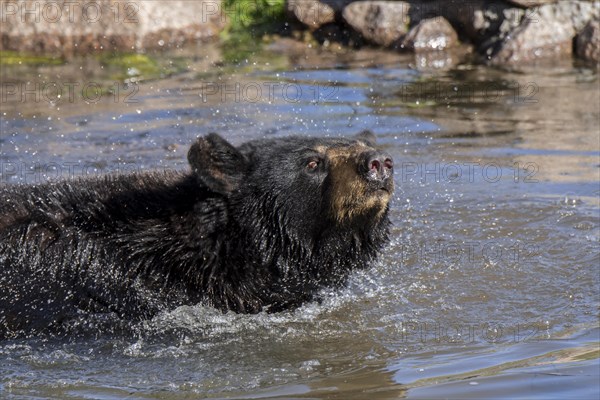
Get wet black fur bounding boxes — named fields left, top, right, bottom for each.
left=0, top=133, right=391, bottom=338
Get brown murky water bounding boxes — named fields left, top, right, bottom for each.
left=1, top=43, right=598, bottom=399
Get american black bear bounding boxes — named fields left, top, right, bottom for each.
left=0, top=132, right=394, bottom=338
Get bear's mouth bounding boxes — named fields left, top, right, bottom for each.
left=369, top=188, right=390, bottom=198
left=366, top=180, right=394, bottom=196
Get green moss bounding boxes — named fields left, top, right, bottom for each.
left=97, top=52, right=188, bottom=81
left=98, top=53, right=160, bottom=80
left=0, top=51, right=64, bottom=66
left=220, top=0, right=287, bottom=65
left=222, top=0, right=286, bottom=34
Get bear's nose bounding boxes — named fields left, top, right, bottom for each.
left=361, top=151, right=394, bottom=182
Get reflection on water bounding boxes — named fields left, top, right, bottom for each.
left=0, top=43, right=598, bottom=399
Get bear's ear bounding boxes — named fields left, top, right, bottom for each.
left=355, top=130, right=377, bottom=146
left=188, top=133, right=246, bottom=194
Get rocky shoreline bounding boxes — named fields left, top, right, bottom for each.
left=288, top=0, right=599, bottom=66
left=1, top=0, right=598, bottom=67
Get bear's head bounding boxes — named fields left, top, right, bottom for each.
left=188, top=132, right=394, bottom=242
left=187, top=132, right=394, bottom=310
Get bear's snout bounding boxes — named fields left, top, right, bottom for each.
left=359, top=150, right=394, bottom=187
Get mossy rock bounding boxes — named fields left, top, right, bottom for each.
left=0, top=51, right=64, bottom=66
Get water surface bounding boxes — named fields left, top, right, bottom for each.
left=1, top=44, right=598, bottom=399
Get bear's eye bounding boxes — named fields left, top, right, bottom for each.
left=306, top=160, right=319, bottom=171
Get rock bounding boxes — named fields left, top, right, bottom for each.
left=505, top=0, right=560, bottom=6
left=490, top=18, right=572, bottom=65
left=488, top=1, right=600, bottom=65
left=341, top=1, right=410, bottom=47
left=470, top=3, right=525, bottom=45
left=286, top=0, right=353, bottom=29
left=403, top=0, right=521, bottom=45
left=576, top=17, right=600, bottom=63
left=401, top=17, right=459, bottom=51
left=0, top=0, right=223, bottom=55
